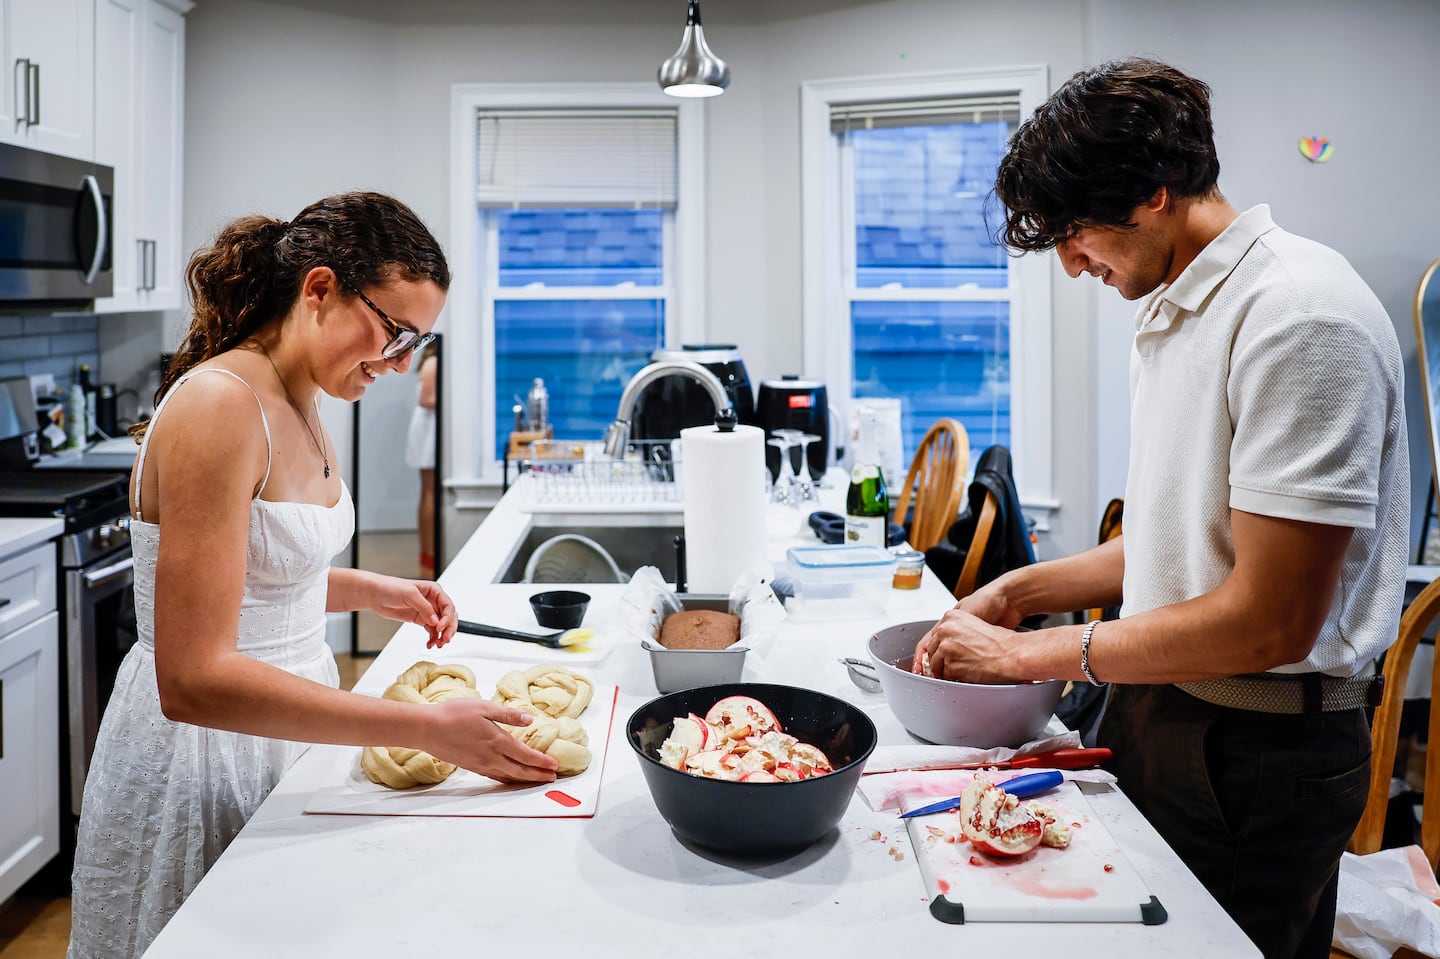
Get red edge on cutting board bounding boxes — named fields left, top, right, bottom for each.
left=555, top=685, right=619, bottom=819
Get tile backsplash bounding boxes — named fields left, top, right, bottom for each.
left=0, top=313, right=99, bottom=390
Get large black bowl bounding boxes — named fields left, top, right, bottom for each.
left=627, top=682, right=878, bottom=855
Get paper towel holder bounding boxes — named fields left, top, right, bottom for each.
left=713, top=408, right=738, bottom=432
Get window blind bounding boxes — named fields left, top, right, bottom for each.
left=476, top=109, right=678, bottom=208
left=830, top=95, right=1021, bottom=133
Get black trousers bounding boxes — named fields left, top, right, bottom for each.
left=1098, top=684, right=1371, bottom=959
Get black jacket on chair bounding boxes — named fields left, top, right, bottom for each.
left=923, top=445, right=1035, bottom=595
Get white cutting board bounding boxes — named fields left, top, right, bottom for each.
left=303, top=660, right=618, bottom=818
left=904, top=779, right=1166, bottom=924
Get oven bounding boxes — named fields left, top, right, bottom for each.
left=61, top=510, right=134, bottom=816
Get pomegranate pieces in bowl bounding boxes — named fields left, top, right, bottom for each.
left=658, top=694, right=835, bottom=783
left=629, top=683, right=876, bottom=855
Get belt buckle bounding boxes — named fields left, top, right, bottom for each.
left=1365, top=675, right=1386, bottom=708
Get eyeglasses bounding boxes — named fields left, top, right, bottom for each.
left=341, top=280, right=435, bottom=360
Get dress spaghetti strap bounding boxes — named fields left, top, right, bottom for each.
left=133, top=368, right=274, bottom=522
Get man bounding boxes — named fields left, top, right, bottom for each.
left=913, top=57, right=1408, bottom=959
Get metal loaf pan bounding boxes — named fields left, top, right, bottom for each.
left=645, top=594, right=748, bottom=693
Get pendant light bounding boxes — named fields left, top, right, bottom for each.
left=658, top=0, right=730, bottom=98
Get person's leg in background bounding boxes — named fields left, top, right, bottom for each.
left=418, top=467, right=435, bottom=577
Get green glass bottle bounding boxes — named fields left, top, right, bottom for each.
left=845, top=413, right=889, bottom=546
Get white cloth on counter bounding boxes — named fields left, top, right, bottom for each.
left=862, top=727, right=1081, bottom=776
left=858, top=766, right=1117, bottom=814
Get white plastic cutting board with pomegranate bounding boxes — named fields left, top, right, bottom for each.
left=903, top=778, right=1165, bottom=923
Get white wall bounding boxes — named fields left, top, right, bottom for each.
left=184, top=0, right=1440, bottom=561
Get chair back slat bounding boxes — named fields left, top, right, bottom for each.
left=892, top=418, right=970, bottom=552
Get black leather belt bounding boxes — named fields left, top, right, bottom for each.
left=1176, top=672, right=1385, bottom=715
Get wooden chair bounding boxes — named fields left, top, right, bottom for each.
left=952, top=487, right=997, bottom=600
left=890, top=418, right=969, bottom=553
left=1085, top=498, right=1125, bottom=623
left=1331, top=575, right=1440, bottom=959
left=1349, top=574, right=1440, bottom=865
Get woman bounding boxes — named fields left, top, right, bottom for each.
left=406, top=349, right=439, bottom=576
left=68, top=193, right=559, bottom=959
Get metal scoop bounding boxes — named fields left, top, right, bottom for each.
left=839, top=657, right=883, bottom=693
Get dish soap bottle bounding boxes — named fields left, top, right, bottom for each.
left=66, top=381, right=87, bottom=450
left=845, top=410, right=889, bottom=546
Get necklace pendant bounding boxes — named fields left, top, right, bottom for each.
left=324, top=464, right=331, bottom=479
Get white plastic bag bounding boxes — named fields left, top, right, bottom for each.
left=1333, top=845, right=1440, bottom=959
left=619, top=562, right=786, bottom=665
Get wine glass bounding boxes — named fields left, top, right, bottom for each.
left=766, top=434, right=804, bottom=538
left=791, top=433, right=822, bottom=509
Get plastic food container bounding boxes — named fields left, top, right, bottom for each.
left=786, top=545, right=897, bottom=618
left=645, top=595, right=749, bottom=693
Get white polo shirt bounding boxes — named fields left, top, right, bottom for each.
left=1121, top=205, right=1408, bottom=676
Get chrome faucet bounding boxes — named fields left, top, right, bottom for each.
left=602, top=359, right=731, bottom=458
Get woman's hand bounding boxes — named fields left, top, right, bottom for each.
left=369, top=576, right=458, bottom=649
left=428, top=699, right=560, bottom=784
left=912, top=586, right=1025, bottom=673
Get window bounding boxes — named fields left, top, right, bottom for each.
left=801, top=68, right=1053, bottom=508
left=446, top=85, right=705, bottom=485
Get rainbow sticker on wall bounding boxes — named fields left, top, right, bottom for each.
left=1298, top=137, right=1334, bottom=163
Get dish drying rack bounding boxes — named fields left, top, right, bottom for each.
left=517, top=439, right=680, bottom=506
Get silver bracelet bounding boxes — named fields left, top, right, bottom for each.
left=1080, top=619, right=1104, bottom=687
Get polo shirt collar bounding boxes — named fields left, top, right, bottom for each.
left=1136, top=204, right=1278, bottom=333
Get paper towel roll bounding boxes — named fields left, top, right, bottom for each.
left=680, top=423, right=766, bottom=594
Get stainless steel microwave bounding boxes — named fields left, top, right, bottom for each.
left=0, top=142, right=112, bottom=305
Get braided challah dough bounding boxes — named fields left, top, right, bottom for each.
left=492, top=665, right=594, bottom=718
left=492, top=666, right=595, bottom=775
left=361, top=661, right=485, bottom=789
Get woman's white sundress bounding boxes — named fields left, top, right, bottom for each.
left=68, top=368, right=354, bottom=959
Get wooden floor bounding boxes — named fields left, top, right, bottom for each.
left=0, top=530, right=420, bottom=958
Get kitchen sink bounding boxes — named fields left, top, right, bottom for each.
left=496, top=523, right=683, bottom=584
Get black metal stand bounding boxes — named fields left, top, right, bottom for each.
left=1419, top=481, right=1437, bottom=565
left=349, top=397, right=366, bottom=658
left=431, top=333, right=445, bottom=575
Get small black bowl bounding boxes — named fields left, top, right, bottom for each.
left=628, top=682, right=878, bottom=855
left=529, top=590, right=590, bottom=629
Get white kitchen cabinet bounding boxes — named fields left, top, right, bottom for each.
left=95, top=0, right=191, bottom=313
left=0, top=606, right=59, bottom=905
left=0, top=0, right=95, bottom=160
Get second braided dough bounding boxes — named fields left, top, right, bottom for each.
left=492, top=665, right=595, bottom=775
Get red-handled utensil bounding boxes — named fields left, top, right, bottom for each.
left=947, top=746, right=1112, bottom=771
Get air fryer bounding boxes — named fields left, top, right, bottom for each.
left=756, top=376, right=829, bottom=483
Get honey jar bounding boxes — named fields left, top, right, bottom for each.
left=890, top=548, right=925, bottom=590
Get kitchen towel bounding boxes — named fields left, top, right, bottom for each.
left=680, top=422, right=766, bottom=594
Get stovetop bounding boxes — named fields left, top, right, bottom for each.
left=0, top=470, right=130, bottom=535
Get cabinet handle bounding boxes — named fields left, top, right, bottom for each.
left=13, top=58, right=28, bottom=128
left=151, top=240, right=158, bottom=291
left=147, top=240, right=156, bottom=291
left=0, top=597, right=11, bottom=609
left=28, top=62, right=38, bottom=128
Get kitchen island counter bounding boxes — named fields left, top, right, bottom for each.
left=142, top=483, right=1261, bottom=958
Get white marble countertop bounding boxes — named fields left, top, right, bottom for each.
left=143, top=483, right=1260, bottom=958
left=0, top=516, right=63, bottom=558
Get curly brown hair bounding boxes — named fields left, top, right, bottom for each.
left=138, top=192, right=450, bottom=433
left=994, top=57, right=1222, bottom=252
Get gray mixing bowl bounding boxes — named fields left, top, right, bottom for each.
left=867, top=620, right=1064, bottom=747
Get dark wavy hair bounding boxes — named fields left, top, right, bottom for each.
left=138, top=192, right=450, bottom=433
left=994, top=57, right=1221, bottom=252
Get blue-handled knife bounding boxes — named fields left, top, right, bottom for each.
left=898, top=770, right=1064, bottom=819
